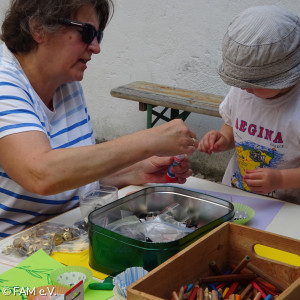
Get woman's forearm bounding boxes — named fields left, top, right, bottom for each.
left=0, top=119, right=196, bottom=195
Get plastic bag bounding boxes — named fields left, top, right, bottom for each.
left=1, top=222, right=85, bottom=256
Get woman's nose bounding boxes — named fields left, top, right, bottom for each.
left=88, top=37, right=101, bottom=54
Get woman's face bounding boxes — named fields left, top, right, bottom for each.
left=42, top=5, right=101, bottom=84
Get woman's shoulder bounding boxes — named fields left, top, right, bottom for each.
left=0, top=44, right=30, bottom=90
left=0, top=44, right=20, bottom=70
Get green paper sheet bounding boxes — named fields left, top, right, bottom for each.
left=0, top=249, right=113, bottom=300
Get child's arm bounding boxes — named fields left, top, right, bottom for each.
left=243, top=168, right=300, bottom=194
left=198, top=123, right=235, bottom=154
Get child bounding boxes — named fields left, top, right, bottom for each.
left=198, top=5, right=300, bottom=203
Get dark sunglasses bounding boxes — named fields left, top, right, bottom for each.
left=59, top=19, right=103, bottom=44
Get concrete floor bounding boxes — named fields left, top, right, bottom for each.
left=189, top=149, right=233, bottom=182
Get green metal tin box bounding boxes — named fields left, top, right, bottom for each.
left=88, top=186, right=234, bottom=276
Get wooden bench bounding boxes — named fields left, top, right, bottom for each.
left=110, top=81, right=224, bottom=128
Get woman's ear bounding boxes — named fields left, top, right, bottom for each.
left=28, top=17, right=45, bottom=43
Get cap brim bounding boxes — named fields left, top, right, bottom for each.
left=218, top=63, right=300, bottom=89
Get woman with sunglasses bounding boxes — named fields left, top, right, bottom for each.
left=0, top=0, right=198, bottom=238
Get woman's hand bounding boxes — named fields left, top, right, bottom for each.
left=149, top=119, right=198, bottom=156
left=139, top=155, right=193, bottom=184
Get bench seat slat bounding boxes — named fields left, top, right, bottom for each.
left=111, top=81, right=223, bottom=118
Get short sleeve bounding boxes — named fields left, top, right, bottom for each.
left=0, top=76, right=45, bottom=139
left=219, top=87, right=236, bottom=127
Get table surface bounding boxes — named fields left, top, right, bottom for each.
left=0, top=176, right=299, bottom=274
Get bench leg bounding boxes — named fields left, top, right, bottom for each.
left=147, top=104, right=153, bottom=128
left=146, top=104, right=191, bottom=128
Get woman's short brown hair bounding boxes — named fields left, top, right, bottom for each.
left=1, top=0, right=114, bottom=53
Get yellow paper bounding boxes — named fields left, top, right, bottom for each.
left=51, top=250, right=108, bottom=280
left=0, top=249, right=112, bottom=300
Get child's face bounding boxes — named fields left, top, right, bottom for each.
left=241, top=87, right=293, bottom=99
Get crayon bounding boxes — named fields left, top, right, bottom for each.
left=203, top=287, right=210, bottom=300
left=217, top=268, right=234, bottom=289
left=199, top=273, right=257, bottom=283
left=216, top=282, right=226, bottom=290
left=232, top=256, right=251, bottom=274
left=224, top=282, right=239, bottom=299
left=255, top=281, right=277, bottom=297
left=183, top=290, right=192, bottom=300
left=240, top=283, right=252, bottom=300
left=209, top=260, right=223, bottom=275
left=178, top=286, right=185, bottom=300
left=211, top=290, right=219, bottom=300
left=235, top=295, right=241, bottom=300
left=188, top=285, right=199, bottom=300
left=209, top=283, right=222, bottom=299
left=256, top=278, right=276, bottom=292
left=251, top=281, right=267, bottom=299
left=222, top=287, right=229, bottom=298
left=88, top=282, right=114, bottom=290
left=172, top=291, right=180, bottom=300
left=196, top=287, right=204, bottom=300
left=265, top=295, right=272, bottom=300
left=253, top=292, right=261, bottom=300
left=246, top=263, right=287, bottom=292
left=186, top=284, right=194, bottom=293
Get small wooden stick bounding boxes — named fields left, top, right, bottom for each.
left=246, top=263, right=288, bottom=292
left=232, top=256, right=251, bottom=274
left=253, top=292, right=262, bottom=300
left=209, top=260, right=222, bottom=275
left=211, top=290, right=218, bottom=300
left=196, top=287, right=203, bottom=300
left=240, top=283, right=252, bottom=300
left=199, top=273, right=257, bottom=283
left=172, top=291, right=179, bottom=300
left=178, top=286, right=184, bottom=300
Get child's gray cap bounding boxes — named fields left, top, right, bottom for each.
left=218, top=5, right=300, bottom=89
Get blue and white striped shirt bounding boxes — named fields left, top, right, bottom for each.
left=0, top=44, right=96, bottom=237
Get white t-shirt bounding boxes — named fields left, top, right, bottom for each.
left=220, top=84, right=300, bottom=204
left=0, top=44, right=98, bottom=237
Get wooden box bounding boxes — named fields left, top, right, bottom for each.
left=127, top=222, right=300, bottom=300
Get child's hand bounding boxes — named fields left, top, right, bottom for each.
left=243, top=168, right=282, bottom=194
left=198, top=130, right=229, bottom=154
